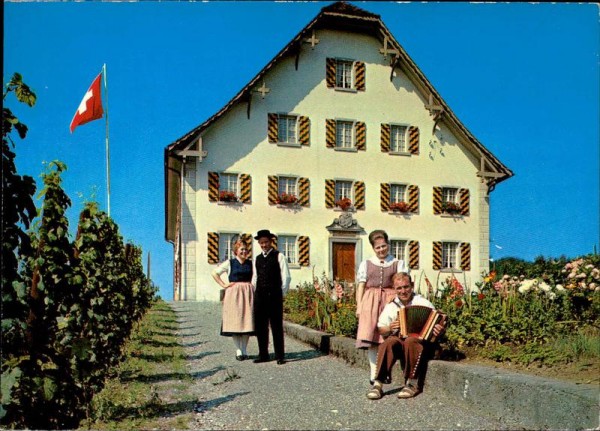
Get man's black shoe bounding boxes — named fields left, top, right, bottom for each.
left=253, top=357, right=269, bottom=363
left=277, top=359, right=286, bottom=365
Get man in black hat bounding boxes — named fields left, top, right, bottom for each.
left=251, top=229, right=291, bottom=364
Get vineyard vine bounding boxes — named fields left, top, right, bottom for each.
left=1, top=73, right=157, bottom=429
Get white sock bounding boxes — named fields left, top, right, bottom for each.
left=232, top=335, right=243, bottom=356
left=240, top=334, right=250, bottom=355
left=368, top=346, right=379, bottom=381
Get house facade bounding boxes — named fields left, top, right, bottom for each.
left=164, top=2, right=512, bottom=302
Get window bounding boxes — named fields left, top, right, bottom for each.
left=278, top=176, right=297, bottom=196
left=277, top=115, right=297, bottom=144
left=335, top=180, right=353, bottom=202
left=278, top=235, right=297, bottom=265
left=336, top=121, right=354, bottom=149
left=219, top=173, right=238, bottom=195
left=390, top=184, right=407, bottom=204
left=336, top=60, right=353, bottom=89
left=442, top=187, right=458, bottom=204
left=390, top=240, right=407, bottom=262
left=219, top=232, right=240, bottom=262
left=390, top=125, right=408, bottom=152
left=442, top=242, right=458, bottom=269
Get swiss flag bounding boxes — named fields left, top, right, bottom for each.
left=69, top=73, right=104, bottom=133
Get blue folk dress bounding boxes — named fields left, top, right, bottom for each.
left=219, top=258, right=255, bottom=336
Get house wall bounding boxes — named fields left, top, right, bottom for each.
left=179, top=29, right=489, bottom=301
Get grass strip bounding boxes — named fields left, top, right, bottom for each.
left=80, top=300, right=195, bottom=430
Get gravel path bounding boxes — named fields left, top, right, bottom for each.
left=170, top=301, right=523, bottom=430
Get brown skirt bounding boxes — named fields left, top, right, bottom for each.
left=221, top=282, right=255, bottom=336
left=355, top=287, right=396, bottom=348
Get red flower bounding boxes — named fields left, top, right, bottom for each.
left=477, top=293, right=485, bottom=301
left=335, top=197, right=352, bottom=210
left=390, top=201, right=410, bottom=213
left=455, top=300, right=463, bottom=308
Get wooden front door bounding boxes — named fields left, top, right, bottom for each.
left=333, top=242, right=355, bottom=282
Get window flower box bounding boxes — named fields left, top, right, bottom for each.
left=390, top=201, right=410, bottom=213
left=335, top=197, right=353, bottom=211
left=442, top=201, right=461, bottom=215
left=277, top=193, right=298, bottom=205
left=219, top=191, right=238, bottom=202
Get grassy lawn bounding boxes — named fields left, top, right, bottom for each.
left=79, top=300, right=195, bottom=430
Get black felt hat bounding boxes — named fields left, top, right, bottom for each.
left=254, top=229, right=275, bottom=240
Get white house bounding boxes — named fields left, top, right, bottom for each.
left=164, top=1, right=512, bottom=301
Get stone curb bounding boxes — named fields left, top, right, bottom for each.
left=283, top=320, right=600, bottom=430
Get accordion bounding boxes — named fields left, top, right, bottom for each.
left=397, top=305, right=447, bottom=342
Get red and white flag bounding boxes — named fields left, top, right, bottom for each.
left=69, top=72, right=104, bottom=133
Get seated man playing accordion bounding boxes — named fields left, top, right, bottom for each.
left=366, top=272, right=447, bottom=400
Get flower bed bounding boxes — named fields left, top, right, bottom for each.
left=283, top=255, right=600, bottom=367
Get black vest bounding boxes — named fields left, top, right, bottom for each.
left=255, top=250, right=282, bottom=294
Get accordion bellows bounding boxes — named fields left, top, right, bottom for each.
left=397, top=305, right=447, bottom=342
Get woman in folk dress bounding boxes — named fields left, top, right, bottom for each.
left=355, top=230, right=408, bottom=383
left=211, top=239, right=254, bottom=360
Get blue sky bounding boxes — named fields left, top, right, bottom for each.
left=5, top=2, right=598, bottom=300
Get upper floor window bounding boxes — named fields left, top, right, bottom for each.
left=442, top=187, right=458, bottom=204
left=278, top=115, right=297, bottom=144
left=390, top=125, right=408, bottom=153
left=336, top=60, right=353, bottom=89
left=335, top=180, right=353, bottom=202
left=219, top=173, right=238, bottom=202
left=390, top=184, right=407, bottom=204
left=442, top=242, right=458, bottom=269
left=336, top=121, right=354, bottom=149
left=278, top=235, right=298, bottom=265
left=326, top=58, right=365, bottom=92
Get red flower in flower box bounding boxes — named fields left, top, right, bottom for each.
left=390, top=201, right=410, bottom=213
left=442, top=201, right=461, bottom=215
left=277, top=193, right=298, bottom=205
left=219, top=190, right=238, bottom=202
left=335, top=197, right=352, bottom=211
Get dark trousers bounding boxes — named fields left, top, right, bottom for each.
left=374, top=335, right=431, bottom=388
left=253, top=292, right=284, bottom=360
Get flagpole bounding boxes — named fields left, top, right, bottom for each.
left=103, top=63, right=111, bottom=217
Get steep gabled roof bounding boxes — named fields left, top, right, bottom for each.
left=166, top=1, right=511, bottom=181
left=165, top=1, right=513, bottom=242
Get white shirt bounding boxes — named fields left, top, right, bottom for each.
left=356, top=255, right=408, bottom=283
left=251, top=249, right=292, bottom=296
left=377, top=294, right=435, bottom=329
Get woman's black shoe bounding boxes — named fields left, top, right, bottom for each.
left=236, top=355, right=243, bottom=361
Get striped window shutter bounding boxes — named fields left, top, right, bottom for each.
left=409, top=240, right=419, bottom=270
left=354, top=181, right=365, bottom=210
left=381, top=123, right=390, bottom=152
left=408, top=126, right=420, bottom=155
left=268, top=175, right=278, bottom=205
left=239, top=174, right=251, bottom=204
left=207, top=232, right=219, bottom=264
left=354, top=61, right=366, bottom=91
left=459, top=188, right=470, bottom=216
left=241, top=233, right=253, bottom=260
left=380, top=183, right=390, bottom=212
left=325, top=119, right=336, bottom=148
left=298, top=236, right=310, bottom=267
left=298, top=177, right=310, bottom=207
left=460, top=242, right=471, bottom=271
left=268, top=113, right=278, bottom=143
left=208, top=172, right=219, bottom=202
left=355, top=121, right=366, bottom=151
left=325, top=179, right=335, bottom=208
left=433, top=186, right=442, bottom=214
left=408, top=185, right=419, bottom=213
left=432, top=241, right=442, bottom=270
left=298, top=116, right=310, bottom=146
left=326, top=58, right=336, bottom=88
